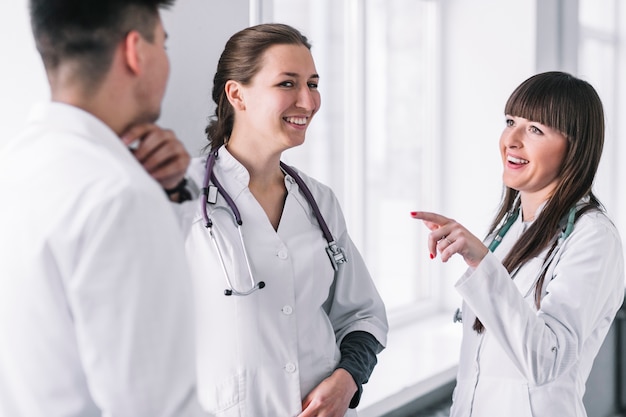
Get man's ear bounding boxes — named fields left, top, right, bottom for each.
left=225, top=80, right=245, bottom=111
left=123, top=30, right=143, bottom=75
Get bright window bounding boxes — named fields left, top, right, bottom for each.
left=577, top=0, right=620, bottom=215
left=260, top=0, right=443, bottom=320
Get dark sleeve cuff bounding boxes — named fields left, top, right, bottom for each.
left=164, top=178, right=193, bottom=203
left=336, top=331, right=382, bottom=408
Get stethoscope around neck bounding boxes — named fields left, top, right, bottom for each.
left=453, top=203, right=577, bottom=323
left=201, top=146, right=347, bottom=296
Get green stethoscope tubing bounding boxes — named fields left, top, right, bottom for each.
left=488, top=205, right=577, bottom=253
left=454, top=204, right=577, bottom=323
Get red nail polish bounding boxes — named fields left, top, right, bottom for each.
left=429, top=253, right=434, bottom=259
left=410, top=211, right=418, bottom=217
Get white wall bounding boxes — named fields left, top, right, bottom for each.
left=160, top=0, right=249, bottom=157
left=439, top=0, right=537, bottom=308
left=442, top=0, right=537, bottom=229
left=0, top=1, right=49, bottom=145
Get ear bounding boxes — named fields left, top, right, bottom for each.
left=123, top=30, right=143, bottom=76
left=224, top=80, right=245, bottom=111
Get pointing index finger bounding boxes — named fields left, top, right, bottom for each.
left=410, top=211, right=450, bottom=226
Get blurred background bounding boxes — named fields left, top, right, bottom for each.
left=2, top=1, right=625, bottom=416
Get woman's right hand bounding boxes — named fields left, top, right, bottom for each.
left=410, top=211, right=489, bottom=268
left=297, top=368, right=356, bottom=417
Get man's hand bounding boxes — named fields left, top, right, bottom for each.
left=121, top=124, right=190, bottom=191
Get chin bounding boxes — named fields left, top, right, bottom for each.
left=282, top=136, right=306, bottom=150
left=139, top=109, right=161, bottom=125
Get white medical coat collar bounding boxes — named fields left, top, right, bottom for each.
left=28, top=101, right=138, bottom=167
left=211, top=146, right=298, bottom=200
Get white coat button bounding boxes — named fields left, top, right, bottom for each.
left=277, top=250, right=288, bottom=259
left=285, top=362, right=296, bottom=373
left=282, top=305, right=293, bottom=315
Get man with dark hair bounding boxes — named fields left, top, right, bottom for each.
left=0, top=1, right=206, bottom=416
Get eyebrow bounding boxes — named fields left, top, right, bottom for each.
left=283, top=72, right=320, bottom=79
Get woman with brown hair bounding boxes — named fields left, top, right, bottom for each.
left=177, top=23, right=388, bottom=417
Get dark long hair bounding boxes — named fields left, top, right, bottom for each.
left=474, top=71, right=605, bottom=333
left=205, top=23, right=312, bottom=150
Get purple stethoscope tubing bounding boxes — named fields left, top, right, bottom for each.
left=200, top=146, right=347, bottom=296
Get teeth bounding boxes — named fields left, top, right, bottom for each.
left=284, top=117, right=307, bottom=125
left=508, top=155, right=529, bottom=164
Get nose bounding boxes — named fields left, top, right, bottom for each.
left=296, top=85, right=318, bottom=112
left=501, top=125, right=523, bottom=149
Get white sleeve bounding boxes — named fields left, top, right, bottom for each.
left=169, top=156, right=206, bottom=236
left=294, top=172, right=388, bottom=350
left=320, top=196, right=388, bottom=349
left=456, top=213, right=624, bottom=385
left=328, top=230, right=389, bottom=350
left=66, top=185, right=207, bottom=417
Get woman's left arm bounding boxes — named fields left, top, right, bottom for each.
left=299, top=231, right=388, bottom=416
left=318, top=230, right=388, bottom=410
left=298, top=181, right=388, bottom=415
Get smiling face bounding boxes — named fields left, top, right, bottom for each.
left=500, top=115, right=569, bottom=209
left=229, top=43, right=320, bottom=153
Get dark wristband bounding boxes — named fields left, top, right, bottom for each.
left=164, top=178, right=192, bottom=202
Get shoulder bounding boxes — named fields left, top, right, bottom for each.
left=574, top=208, right=620, bottom=241
left=561, top=208, right=624, bottom=269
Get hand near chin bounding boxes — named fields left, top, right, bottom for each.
left=297, top=369, right=356, bottom=417
left=120, top=123, right=190, bottom=191
left=410, top=211, right=489, bottom=268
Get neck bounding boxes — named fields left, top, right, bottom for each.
left=225, top=136, right=287, bottom=231
left=226, top=137, right=284, bottom=187
left=519, top=193, right=547, bottom=222
left=49, top=64, right=136, bottom=136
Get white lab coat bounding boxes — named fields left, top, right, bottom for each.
left=178, top=149, right=388, bottom=416
left=451, top=204, right=624, bottom=417
left=0, top=102, right=205, bottom=417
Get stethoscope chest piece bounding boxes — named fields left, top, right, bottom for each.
left=326, top=242, right=347, bottom=271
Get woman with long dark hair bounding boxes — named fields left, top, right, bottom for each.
left=412, top=71, right=624, bottom=416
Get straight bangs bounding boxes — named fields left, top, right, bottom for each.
left=504, top=72, right=584, bottom=140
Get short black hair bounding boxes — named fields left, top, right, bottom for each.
left=29, top=0, right=175, bottom=88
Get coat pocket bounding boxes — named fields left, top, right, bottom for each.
left=198, top=371, right=245, bottom=415
left=451, top=378, right=533, bottom=417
